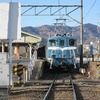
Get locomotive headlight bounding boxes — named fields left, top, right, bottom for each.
left=69, top=39, right=75, bottom=46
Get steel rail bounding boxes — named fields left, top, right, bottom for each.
left=69, top=75, right=77, bottom=100
left=43, top=74, right=57, bottom=100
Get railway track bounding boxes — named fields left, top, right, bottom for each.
left=9, top=73, right=56, bottom=100
left=9, top=72, right=77, bottom=100
left=75, top=81, right=100, bottom=100
left=43, top=74, right=76, bottom=100
left=3, top=70, right=100, bottom=100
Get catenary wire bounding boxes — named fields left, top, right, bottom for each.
left=83, top=0, right=97, bottom=19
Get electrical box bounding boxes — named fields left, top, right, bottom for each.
left=0, top=53, right=8, bottom=63
left=0, top=64, right=10, bottom=86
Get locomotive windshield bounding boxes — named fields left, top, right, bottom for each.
left=69, top=39, right=75, bottom=46
left=60, top=40, right=64, bottom=46
left=49, top=40, right=56, bottom=46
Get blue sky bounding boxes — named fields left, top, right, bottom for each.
left=1, top=0, right=100, bottom=27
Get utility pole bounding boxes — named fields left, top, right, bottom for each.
left=80, top=0, right=83, bottom=68
left=97, top=22, right=100, bottom=58
left=98, top=37, right=100, bottom=57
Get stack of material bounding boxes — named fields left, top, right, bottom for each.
left=87, top=61, right=100, bottom=79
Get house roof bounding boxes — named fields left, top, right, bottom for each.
left=13, top=31, right=42, bottom=44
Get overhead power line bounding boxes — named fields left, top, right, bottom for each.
left=83, top=0, right=97, bottom=19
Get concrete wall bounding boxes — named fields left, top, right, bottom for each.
left=0, top=2, right=21, bottom=40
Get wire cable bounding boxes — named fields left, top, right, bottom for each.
left=83, top=0, right=97, bottom=19
left=58, top=0, right=62, bottom=18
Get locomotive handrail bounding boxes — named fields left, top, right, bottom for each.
left=43, top=74, right=57, bottom=100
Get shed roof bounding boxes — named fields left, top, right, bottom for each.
left=13, top=31, right=42, bottom=44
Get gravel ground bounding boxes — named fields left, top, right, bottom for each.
left=1, top=69, right=100, bottom=100
left=76, top=83, right=100, bottom=100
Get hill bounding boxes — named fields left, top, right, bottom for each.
left=22, top=23, right=100, bottom=45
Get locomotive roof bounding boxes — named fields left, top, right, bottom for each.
left=48, top=35, right=76, bottom=41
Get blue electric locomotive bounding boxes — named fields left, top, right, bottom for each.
left=46, top=33, right=77, bottom=69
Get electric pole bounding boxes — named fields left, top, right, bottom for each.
left=80, top=0, right=83, bottom=68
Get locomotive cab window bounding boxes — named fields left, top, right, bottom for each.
left=69, top=39, right=75, bottom=46
left=49, top=40, right=56, bottom=46
left=60, top=40, right=64, bottom=46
